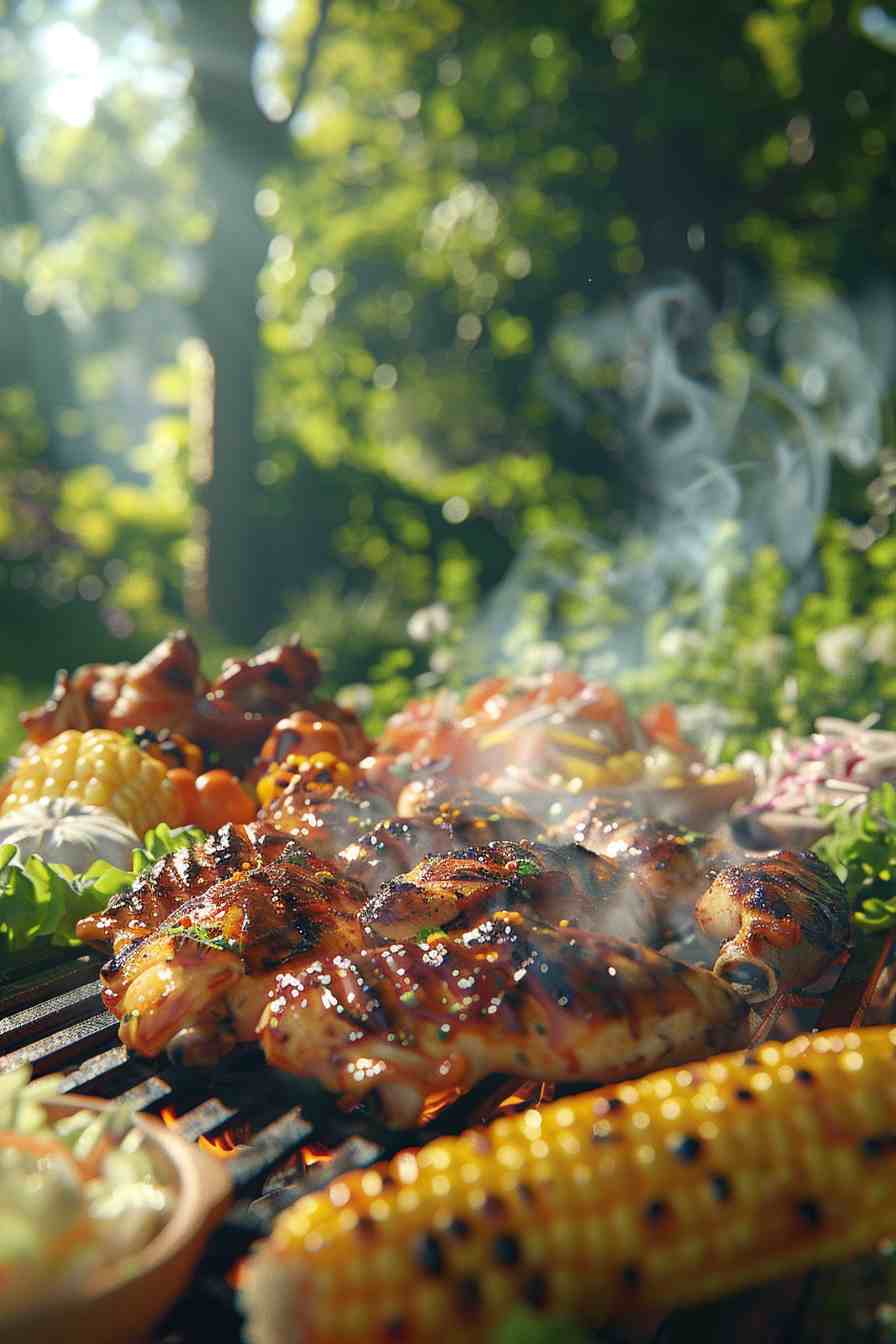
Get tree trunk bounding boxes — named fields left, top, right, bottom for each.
left=179, top=0, right=331, bottom=641
left=177, top=3, right=287, bottom=638
left=0, top=85, right=86, bottom=468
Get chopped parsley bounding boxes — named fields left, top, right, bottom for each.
left=175, top=923, right=239, bottom=953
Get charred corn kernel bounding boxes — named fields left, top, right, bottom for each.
left=1, top=728, right=181, bottom=832
left=240, top=1028, right=896, bottom=1344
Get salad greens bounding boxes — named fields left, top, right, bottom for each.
left=816, top=783, right=896, bottom=930
left=0, top=822, right=207, bottom=957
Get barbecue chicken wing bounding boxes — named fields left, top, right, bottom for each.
left=696, top=849, right=851, bottom=1005
left=337, top=791, right=538, bottom=894
left=21, top=632, right=339, bottom=771
left=356, top=840, right=626, bottom=944
left=21, top=631, right=205, bottom=745
left=258, top=915, right=749, bottom=1127
left=75, top=822, right=305, bottom=953
left=101, top=844, right=367, bottom=1059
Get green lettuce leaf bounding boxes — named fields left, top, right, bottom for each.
left=0, top=822, right=208, bottom=956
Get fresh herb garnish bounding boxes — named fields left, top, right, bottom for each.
left=416, top=925, right=446, bottom=940
left=513, top=859, right=540, bottom=877
left=814, top=785, right=896, bottom=1026
left=175, top=923, right=238, bottom=953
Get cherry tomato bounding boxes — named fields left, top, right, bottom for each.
left=462, top=677, right=512, bottom=715
left=640, top=701, right=693, bottom=755
left=194, top=769, right=257, bottom=829
left=167, top=767, right=200, bottom=827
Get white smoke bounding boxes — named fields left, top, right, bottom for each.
left=458, top=277, right=895, bottom=684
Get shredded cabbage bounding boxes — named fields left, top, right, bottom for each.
left=0, top=1066, right=173, bottom=1318
left=737, top=715, right=896, bottom=827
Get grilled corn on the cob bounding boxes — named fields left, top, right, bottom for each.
left=240, top=1026, right=896, bottom=1344
left=2, top=730, right=181, bottom=836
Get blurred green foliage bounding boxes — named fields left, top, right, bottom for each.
left=0, top=0, right=894, bottom=754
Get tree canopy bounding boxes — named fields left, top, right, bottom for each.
left=0, top=0, right=894, bottom=751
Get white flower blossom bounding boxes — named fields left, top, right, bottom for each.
left=739, top=634, right=790, bottom=673
left=815, top=624, right=865, bottom=676
left=657, top=627, right=704, bottom=660
left=335, top=683, right=373, bottom=713
left=865, top=622, right=896, bottom=667
left=407, top=603, right=452, bottom=643
left=429, top=647, right=455, bottom=676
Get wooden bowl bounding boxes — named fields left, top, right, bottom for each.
left=0, top=1095, right=232, bottom=1344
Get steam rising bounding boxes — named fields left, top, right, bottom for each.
left=461, top=278, right=894, bottom=684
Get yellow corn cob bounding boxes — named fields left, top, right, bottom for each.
left=2, top=729, right=181, bottom=836
left=240, top=1027, right=896, bottom=1344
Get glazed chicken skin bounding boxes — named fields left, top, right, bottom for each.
left=555, top=808, right=737, bottom=959
left=357, top=840, right=622, bottom=944
left=338, top=791, right=539, bottom=894
left=101, top=847, right=368, bottom=1059
left=76, top=822, right=318, bottom=954
left=20, top=631, right=205, bottom=745
left=560, top=808, right=730, bottom=903
left=260, top=783, right=393, bottom=856
left=696, top=849, right=851, bottom=1005
left=258, top=914, right=749, bottom=1127
left=20, top=631, right=353, bottom=772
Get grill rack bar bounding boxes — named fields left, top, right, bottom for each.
left=0, top=955, right=322, bottom=1192
left=0, top=954, right=566, bottom=1342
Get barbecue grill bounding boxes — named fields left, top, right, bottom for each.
left=0, top=950, right=538, bottom=1343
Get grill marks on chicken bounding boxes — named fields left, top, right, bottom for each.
left=696, top=849, right=851, bottom=1004
left=75, top=822, right=324, bottom=953
left=259, top=918, right=749, bottom=1127
left=337, top=793, right=538, bottom=897
left=81, top=803, right=851, bottom=1118
left=101, top=851, right=368, bottom=1058
left=261, top=785, right=393, bottom=856
left=358, top=841, right=622, bottom=943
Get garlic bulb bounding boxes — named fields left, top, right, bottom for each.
left=0, top=798, right=139, bottom=871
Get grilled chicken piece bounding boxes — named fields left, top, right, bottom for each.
left=190, top=639, right=324, bottom=769
left=338, top=791, right=538, bottom=894
left=556, top=809, right=735, bottom=957
left=210, top=639, right=321, bottom=708
left=102, top=632, right=206, bottom=735
left=696, top=849, right=851, bottom=1005
left=262, top=785, right=393, bottom=857
left=75, top=822, right=305, bottom=953
left=258, top=914, right=749, bottom=1127
left=338, top=818, right=446, bottom=893
left=356, top=840, right=629, bottom=943
left=20, top=631, right=205, bottom=745
left=101, top=848, right=367, bottom=1058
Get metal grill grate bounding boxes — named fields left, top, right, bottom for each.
left=0, top=953, right=515, bottom=1341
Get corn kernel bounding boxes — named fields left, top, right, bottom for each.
left=2, top=728, right=178, bottom=833
left=241, top=1029, right=896, bottom=1344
